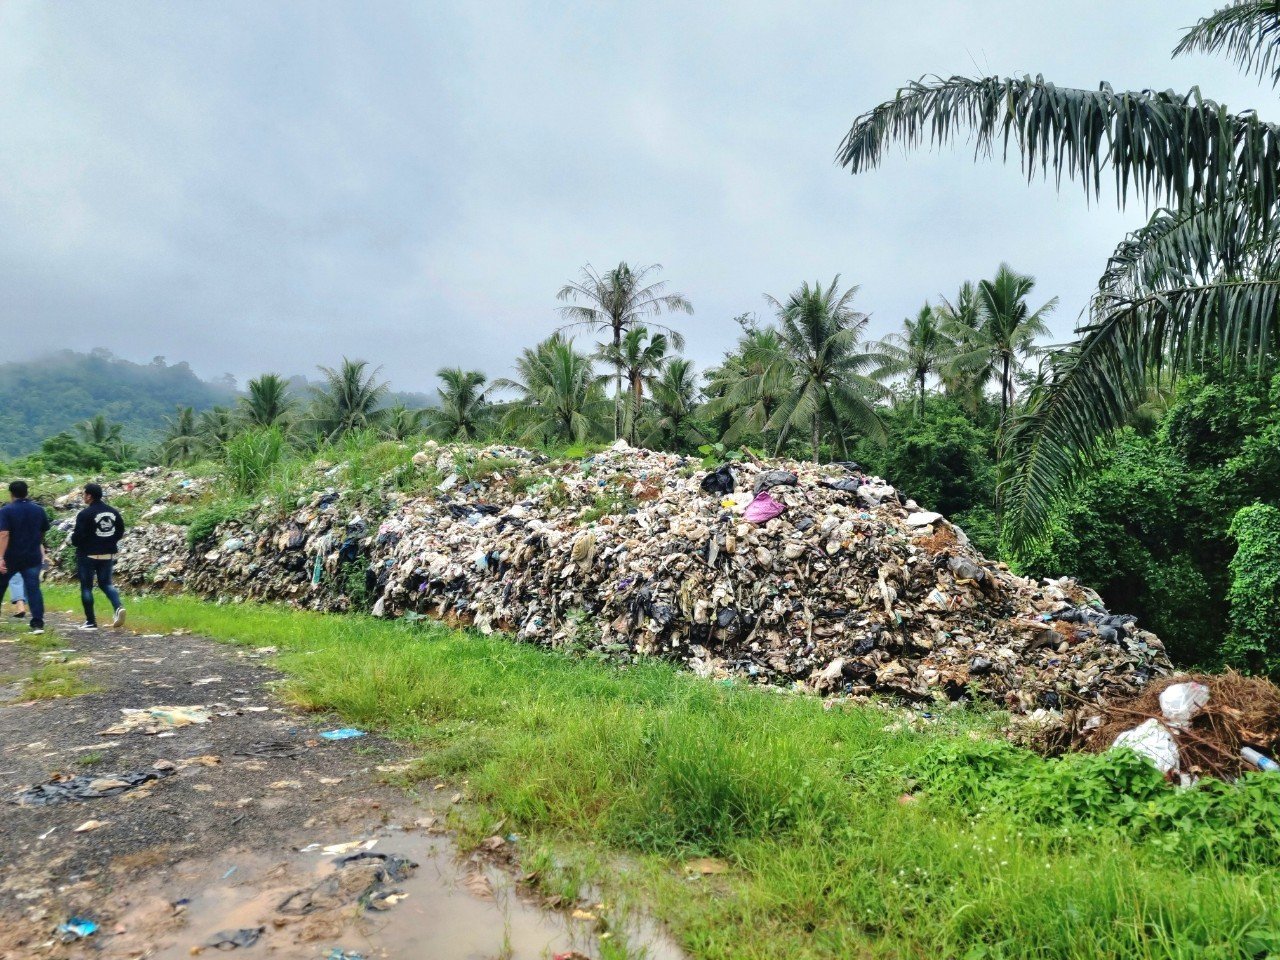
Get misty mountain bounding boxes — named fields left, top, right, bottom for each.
left=0, top=350, right=436, bottom=457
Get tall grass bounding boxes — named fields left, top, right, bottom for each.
left=223, top=426, right=286, bottom=496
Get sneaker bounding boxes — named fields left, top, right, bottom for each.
left=112, top=607, right=126, bottom=628
left=11, top=611, right=25, bottom=619
left=29, top=627, right=44, bottom=635
left=77, top=622, right=98, bottom=631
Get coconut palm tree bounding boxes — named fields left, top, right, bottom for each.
left=381, top=404, right=425, bottom=441
left=494, top=334, right=609, bottom=444
left=161, top=406, right=200, bottom=465
left=196, top=406, right=238, bottom=455
left=645, top=357, right=705, bottom=451
left=309, top=359, right=389, bottom=442
left=594, top=327, right=670, bottom=445
left=426, top=368, right=490, bottom=441
left=952, top=265, right=1057, bottom=422
left=75, top=414, right=123, bottom=447
left=766, top=276, right=885, bottom=461
left=239, top=373, right=294, bottom=430
left=935, top=281, right=987, bottom=412
left=837, top=1, right=1280, bottom=550
left=872, top=304, right=958, bottom=415
left=702, top=326, right=793, bottom=447
left=557, top=262, right=692, bottom=438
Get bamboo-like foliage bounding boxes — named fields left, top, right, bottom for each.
left=1175, top=2, right=1280, bottom=86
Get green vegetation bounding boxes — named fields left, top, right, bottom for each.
left=0, top=350, right=235, bottom=458
left=1227, top=503, right=1280, bottom=673
left=58, top=586, right=1278, bottom=960
left=841, top=1, right=1280, bottom=551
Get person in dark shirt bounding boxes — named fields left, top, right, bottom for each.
left=0, top=480, right=50, bottom=634
left=70, top=482, right=126, bottom=630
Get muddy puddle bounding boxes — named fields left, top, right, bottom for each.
left=94, top=823, right=683, bottom=960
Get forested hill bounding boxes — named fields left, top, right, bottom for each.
left=0, top=350, right=236, bottom=456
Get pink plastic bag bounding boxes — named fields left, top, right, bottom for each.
left=744, top=491, right=786, bottom=524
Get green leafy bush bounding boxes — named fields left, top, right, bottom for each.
left=186, top=498, right=252, bottom=547
left=1226, top=503, right=1280, bottom=672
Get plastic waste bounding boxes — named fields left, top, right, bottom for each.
left=320, top=728, right=366, bottom=740
left=57, top=917, right=97, bottom=941
left=700, top=464, right=735, bottom=495
left=13, top=766, right=177, bottom=806
left=743, top=491, right=786, bottom=524
left=1159, top=681, right=1210, bottom=728
left=1242, top=747, right=1280, bottom=772
left=205, top=927, right=265, bottom=950
left=753, top=470, right=798, bottom=495
left=1111, top=718, right=1179, bottom=774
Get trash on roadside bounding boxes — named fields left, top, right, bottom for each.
left=12, top=766, right=177, bottom=806
left=57, top=917, right=98, bottom=941
left=278, top=851, right=417, bottom=916
left=683, top=857, right=729, bottom=876
left=1242, top=747, right=1280, bottom=773
left=1159, top=681, right=1211, bottom=728
left=325, top=951, right=367, bottom=960
left=743, top=490, right=786, bottom=524
left=1110, top=718, right=1180, bottom=775
left=1077, top=672, right=1280, bottom=780
left=204, top=926, right=265, bottom=950
left=320, top=728, right=366, bottom=741
left=234, top=740, right=300, bottom=758
left=699, top=464, right=735, bottom=495
left=101, top=705, right=211, bottom=736
left=74, top=819, right=107, bottom=832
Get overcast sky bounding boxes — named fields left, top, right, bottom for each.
left=0, top=1, right=1272, bottom=395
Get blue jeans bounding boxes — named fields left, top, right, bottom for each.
left=0, top=566, right=43, bottom=628
left=77, top=557, right=122, bottom=626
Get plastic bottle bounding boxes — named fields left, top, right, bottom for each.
left=1242, top=747, right=1280, bottom=772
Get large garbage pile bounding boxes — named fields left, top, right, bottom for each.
left=47, top=441, right=1172, bottom=710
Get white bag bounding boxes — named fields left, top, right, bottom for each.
left=1112, top=718, right=1180, bottom=774
left=1159, top=682, right=1210, bottom=728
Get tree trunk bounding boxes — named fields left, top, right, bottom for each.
left=1000, top=354, right=1011, bottom=421
left=613, top=322, right=623, bottom=441
left=631, top=372, right=643, bottom=445
left=812, top=414, right=821, bottom=464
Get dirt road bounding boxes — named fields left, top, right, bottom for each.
left=0, top=610, right=679, bottom=960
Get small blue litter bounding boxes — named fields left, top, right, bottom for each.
left=58, top=917, right=97, bottom=940
left=321, top=728, right=366, bottom=741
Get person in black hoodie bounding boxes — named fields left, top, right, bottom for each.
left=70, top=482, right=125, bottom=630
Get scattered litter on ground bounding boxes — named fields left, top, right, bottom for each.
left=277, top=851, right=417, bottom=916
left=56, top=917, right=97, bottom=941
left=203, top=926, right=264, bottom=950
left=100, top=705, right=210, bottom=735
left=12, top=766, right=176, bottom=806
left=320, top=728, right=366, bottom=741
left=73, top=819, right=107, bottom=832
left=234, top=740, right=300, bottom=758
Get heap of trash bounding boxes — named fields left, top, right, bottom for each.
left=47, top=441, right=1172, bottom=710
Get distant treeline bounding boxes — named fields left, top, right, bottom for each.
left=0, top=350, right=432, bottom=457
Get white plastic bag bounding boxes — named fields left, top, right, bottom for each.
left=1159, top=682, right=1210, bottom=728
left=1111, top=718, right=1180, bottom=774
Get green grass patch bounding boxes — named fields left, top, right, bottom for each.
left=19, top=660, right=99, bottom=700
left=51, top=585, right=1280, bottom=960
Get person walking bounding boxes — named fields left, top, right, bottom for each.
left=0, top=480, right=50, bottom=634
left=70, top=482, right=126, bottom=631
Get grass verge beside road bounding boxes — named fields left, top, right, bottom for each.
left=42, top=585, right=1280, bottom=960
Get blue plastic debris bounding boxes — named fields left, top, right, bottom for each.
left=326, top=949, right=366, bottom=960
left=57, top=917, right=97, bottom=940
left=321, top=728, right=366, bottom=741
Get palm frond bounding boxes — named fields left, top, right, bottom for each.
left=1000, top=275, right=1280, bottom=553
left=837, top=74, right=1280, bottom=215
left=1174, top=1, right=1280, bottom=86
